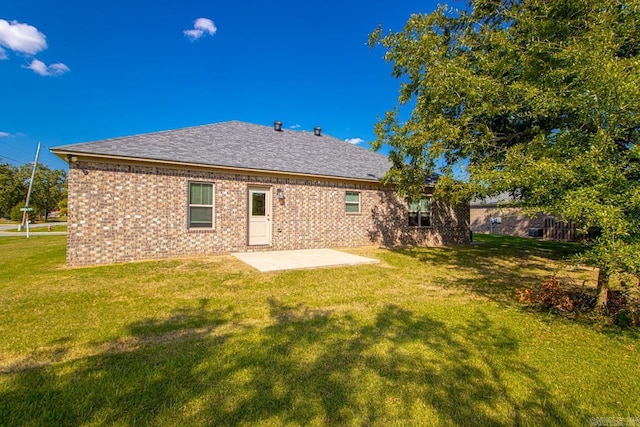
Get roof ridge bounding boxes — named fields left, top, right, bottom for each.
left=60, top=121, right=242, bottom=148
left=50, top=120, right=382, bottom=153
left=50, top=120, right=392, bottom=181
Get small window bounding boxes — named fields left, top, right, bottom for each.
left=189, top=182, right=214, bottom=228
left=251, top=192, right=266, bottom=216
left=346, top=191, right=360, bottom=213
left=408, top=197, right=431, bottom=227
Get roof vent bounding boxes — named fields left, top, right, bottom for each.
left=274, top=121, right=283, bottom=131
left=313, top=126, right=322, bottom=136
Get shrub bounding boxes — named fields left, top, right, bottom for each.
left=606, top=282, right=640, bottom=327
left=517, top=276, right=640, bottom=327
left=516, top=276, right=595, bottom=316
left=10, top=203, right=25, bottom=222
left=613, top=310, right=635, bottom=328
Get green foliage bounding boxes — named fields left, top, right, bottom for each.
left=9, top=203, right=25, bottom=222
left=58, top=188, right=68, bottom=216
left=0, top=161, right=27, bottom=218
left=370, top=0, right=640, bottom=283
left=30, top=165, right=67, bottom=219
left=613, top=310, right=637, bottom=328
left=0, top=160, right=67, bottom=220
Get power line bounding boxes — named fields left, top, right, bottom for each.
left=0, top=139, right=35, bottom=157
left=0, top=153, right=29, bottom=166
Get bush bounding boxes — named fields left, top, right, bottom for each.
left=517, top=276, right=595, bottom=315
left=516, top=276, right=596, bottom=315
left=613, top=310, right=635, bottom=328
left=604, top=284, right=640, bottom=327
left=517, top=276, right=640, bottom=327
left=10, top=203, right=25, bottom=222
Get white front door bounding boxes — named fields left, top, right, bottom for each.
left=248, top=187, right=271, bottom=246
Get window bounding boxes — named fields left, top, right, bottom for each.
left=346, top=191, right=360, bottom=213
left=408, top=197, right=431, bottom=227
left=189, top=182, right=214, bottom=228
left=251, top=191, right=266, bottom=216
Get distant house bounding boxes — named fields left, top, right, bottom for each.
left=470, top=195, right=547, bottom=237
left=51, top=121, right=470, bottom=266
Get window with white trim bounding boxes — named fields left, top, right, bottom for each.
left=408, top=197, right=431, bottom=227
left=188, top=182, right=214, bottom=228
left=345, top=191, right=360, bottom=213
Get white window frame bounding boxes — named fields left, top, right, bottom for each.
left=188, top=181, right=215, bottom=229
left=345, top=191, right=361, bottom=214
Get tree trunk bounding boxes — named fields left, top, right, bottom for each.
left=596, top=268, right=610, bottom=312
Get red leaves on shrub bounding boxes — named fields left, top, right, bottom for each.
left=516, top=276, right=594, bottom=315
left=517, top=276, right=640, bottom=327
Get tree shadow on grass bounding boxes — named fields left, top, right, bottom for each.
left=390, top=235, right=589, bottom=305
left=0, top=300, right=576, bottom=426
left=127, top=298, right=232, bottom=337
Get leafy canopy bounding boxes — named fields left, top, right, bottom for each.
left=0, top=160, right=67, bottom=220
left=370, top=0, right=640, bottom=279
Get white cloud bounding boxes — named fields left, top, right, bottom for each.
left=23, top=59, right=69, bottom=77
left=289, top=124, right=301, bottom=129
left=48, top=62, right=70, bottom=75
left=345, top=137, right=365, bottom=145
left=0, top=19, right=68, bottom=76
left=184, top=18, right=217, bottom=41
left=0, top=19, right=47, bottom=55
left=0, top=131, right=10, bottom=137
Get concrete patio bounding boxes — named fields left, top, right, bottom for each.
left=232, top=248, right=379, bottom=272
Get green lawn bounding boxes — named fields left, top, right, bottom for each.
left=0, top=235, right=637, bottom=426
left=3, top=224, right=67, bottom=232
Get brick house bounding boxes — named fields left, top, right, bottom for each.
left=470, top=195, right=590, bottom=241
left=51, top=121, right=470, bottom=266
left=470, top=195, right=547, bottom=237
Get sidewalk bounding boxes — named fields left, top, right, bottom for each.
left=0, top=222, right=67, bottom=236
left=0, top=222, right=67, bottom=231
left=0, top=231, right=67, bottom=236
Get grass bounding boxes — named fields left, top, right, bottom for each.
left=3, top=224, right=67, bottom=232
left=0, top=234, right=638, bottom=426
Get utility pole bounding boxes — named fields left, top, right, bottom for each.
left=20, top=142, right=41, bottom=236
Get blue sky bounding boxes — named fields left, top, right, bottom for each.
left=0, top=0, right=440, bottom=170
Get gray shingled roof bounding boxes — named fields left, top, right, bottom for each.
left=51, top=121, right=392, bottom=181
left=470, top=192, right=514, bottom=207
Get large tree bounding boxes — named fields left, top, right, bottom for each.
left=29, top=165, right=67, bottom=220
left=0, top=160, right=67, bottom=220
left=369, top=0, right=640, bottom=306
left=0, top=161, right=27, bottom=218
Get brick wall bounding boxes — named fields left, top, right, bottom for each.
left=66, top=159, right=470, bottom=266
left=470, top=206, right=546, bottom=237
